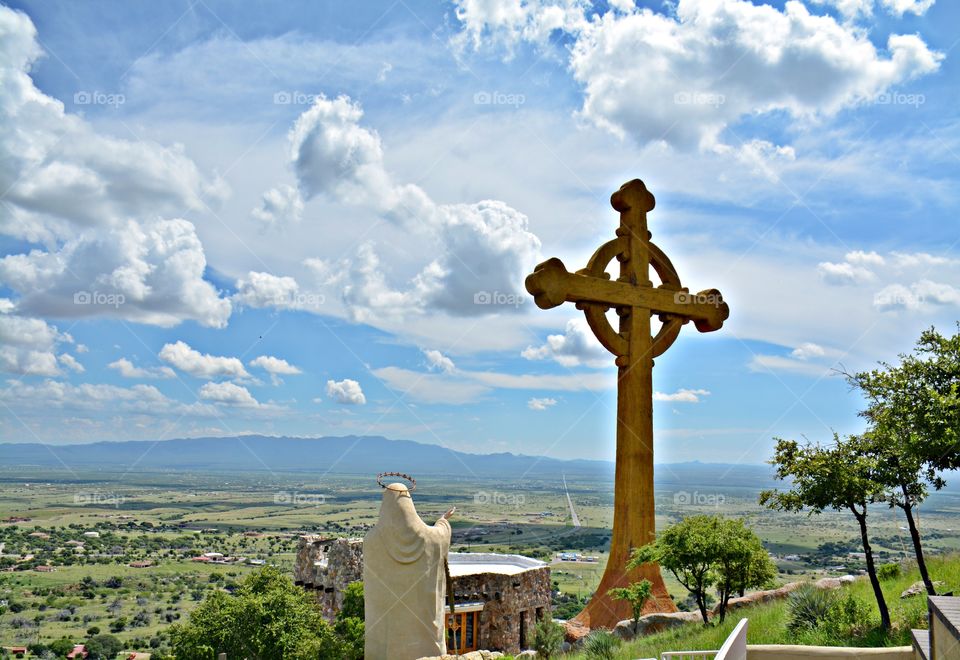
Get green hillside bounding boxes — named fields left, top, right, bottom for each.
left=567, top=554, right=960, bottom=659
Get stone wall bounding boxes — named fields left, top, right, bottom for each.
left=450, top=565, right=552, bottom=654
left=293, top=537, right=552, bottom=654
left=293, top=536, right=363, bottom=621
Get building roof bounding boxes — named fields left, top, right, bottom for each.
left=447, top=552, right=547, bottom=577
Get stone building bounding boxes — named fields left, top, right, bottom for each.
left=293, top=536, right=551, bottom=655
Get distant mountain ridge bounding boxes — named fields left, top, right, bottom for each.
left=0, top=435, right=775, bottom=485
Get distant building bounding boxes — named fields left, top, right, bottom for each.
left=82, top=531, right=100, bottom=538
left=128, top=560, right=152, bottom=568
left=294, top=536, right=551, bottom=655
left=34, top=565, right=55, bottom=572
left=66, top=644, right=88, bottom=659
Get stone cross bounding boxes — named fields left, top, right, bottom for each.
left=525, top=179, right=729, bottom=630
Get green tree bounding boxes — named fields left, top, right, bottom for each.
left=760, top=434, right=891, bottom=630
left=712, top=519, right=776, bottom=623
left=845, top=326, right=960, bottom=596
left=85, top=634, right=123, bottom=659
left=532, top=617, right=565, bottom=659
left=338, top=581, right=364, bottom=620
left=631, top=515, right=773, bottom=624
left=169, top=566, right=341, bottom=659
left=48, top=638, right=76, bottom=656
left=608, top=579, right=652, bottom=630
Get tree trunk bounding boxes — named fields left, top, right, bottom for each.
left=854, top=508, right=891, bottom=630
left=696, top=591, right=709, bottom=624
left=901, top=485, right=936, bottom=595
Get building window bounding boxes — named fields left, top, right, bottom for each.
left=446, top=611, right=478, bottom=653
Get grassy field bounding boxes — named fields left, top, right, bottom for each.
left=565, top=554, right=960, bottom=659
left=2, top=467, right=960, bottom=653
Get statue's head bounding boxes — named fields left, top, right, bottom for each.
left=384, top=482, right=412, bottom=498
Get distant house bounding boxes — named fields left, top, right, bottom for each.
left=28, top=531, right=50, bottom=538
left=82, top=531, right=100, bottom=538
left=66, top=644, right=88, bottom=658
left=6, top=647, right=27, bottom=655
left=34, top=565, right=55, bottom=572
left=128, top=560, right=152, bottom=568
left=190, top=556, right=212, bottom=562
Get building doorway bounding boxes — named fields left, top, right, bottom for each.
left=446, top=611, right=479, bottom=654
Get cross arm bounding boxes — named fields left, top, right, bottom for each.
left=525, top=257, right=729, bottom=332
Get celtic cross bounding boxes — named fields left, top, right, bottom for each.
left=525, top=179, right=729, bottom=630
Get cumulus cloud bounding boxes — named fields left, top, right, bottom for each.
left=527, top=396, right=557, bottom=410
left=880, top=0, right=935, bottom=16
left=748, top=354, right=835, bottom=376
left=251, top=184, right=303, bottom=229
left=158, top=341, right=249, bottom=379
left=266, top=94, right=541, bottom=321
left=58, top=353, right=84, bottom=373
left=423, top=349, right=456, bottom=374
left=791, top=342, right=827, bottom=360
left=0, top=378, right=212, bottom=416
left=817, top=260, right=877, bottom=285
left=249, top=355, right=301, bottom=385
left=0, top=219, right=231, bottom=327
left=0, top=7, right=231, bottom=328
left=326, top=378, right=366, bottom=405
left=653, top=388, right=710, bottom=403
left=107, top=358, right=175, bottom=379
left=198, top=381, right=260, bottom=407
left=521, top=317, right=609, bottom=367
left=454, top=0, right=942, bottom=150
left=0, top=314, right=69, bottom=376
left=874, top=280, right=960, bottom=312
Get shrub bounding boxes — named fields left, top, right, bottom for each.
left=533, top=618, right=565, bottom=660
left=787, top=586, right=837, bottom=632
left=877, top=563, right=901, bottom=581
left=583, top=629, right=621, bottom=659
left=823, top=593, right=873, bottom=638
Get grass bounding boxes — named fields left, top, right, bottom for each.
left=564, top=554, right=960, bottom=659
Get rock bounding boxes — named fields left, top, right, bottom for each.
left=417, top=652, right=504, bottom=660
left=711, top=582, right=804, bottom=615
left=560, top=641, right=572, bottom=653
left=516, top=651, right=538, bottom=658
left=563, top=619, right=591, bottom=643
left=635, top=611, right=703, bottom=635
left=613, top=619, right=637, bottom=641
left=902, top=581, right=945, bottom=599
left=838, top=575, right=857, bottom=585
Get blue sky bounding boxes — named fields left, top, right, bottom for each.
left=0, top=0, right=957, bottom=463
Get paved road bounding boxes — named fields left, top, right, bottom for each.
left=563, top=474, right=581, bottom=527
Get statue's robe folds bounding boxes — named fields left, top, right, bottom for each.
left=363, top=484, right=451, bottom=660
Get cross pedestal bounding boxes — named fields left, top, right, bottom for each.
left=525, top=179, right=729, bottom=631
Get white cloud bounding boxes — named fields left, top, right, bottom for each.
left=0, top=378, right=213, bottom=416
left=58, top=353, right=84, bottom=373
left=0, top=218, right=231, bottom=328
left=890, top=251, right=953, bottom=269
left=528, top=396, right=557, bottom=411
left=0, top=7, right=231, bottom=328
left=198, top=381, right=260, bottom=407
left=0, top=314, right=68, bottom=376
left=817, top=260, right=877, bottom=285
left=880, top=0, right=935, bottom=16
left=874, top=280, right=960, bottom=312
left=372, top=366, right=489, bottom=405
left=455, top=0, right=942, bottom=150
left=521, top=317, right=609, bottom=367
left=107, top=358, right=175, bottom=379
left=158, top=341, right=249, bottom=379
left=845, top=250, right=885, bottom=267
left=249, top=355, right=301, bottom=375
left=326, top=378, right=366, bottom=405
left=810, top=0, right=874, bottom=19
left=748, top=354, right=835, bottom=377
left=653, top=388, right=710, bottom=403
left=273, top=95, right=541, bottom=321
left=251, top=184, right=303, bottom=229
left=423, top=349, right=456, bottom=374
left=791, top=342, right=827, bottom=360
